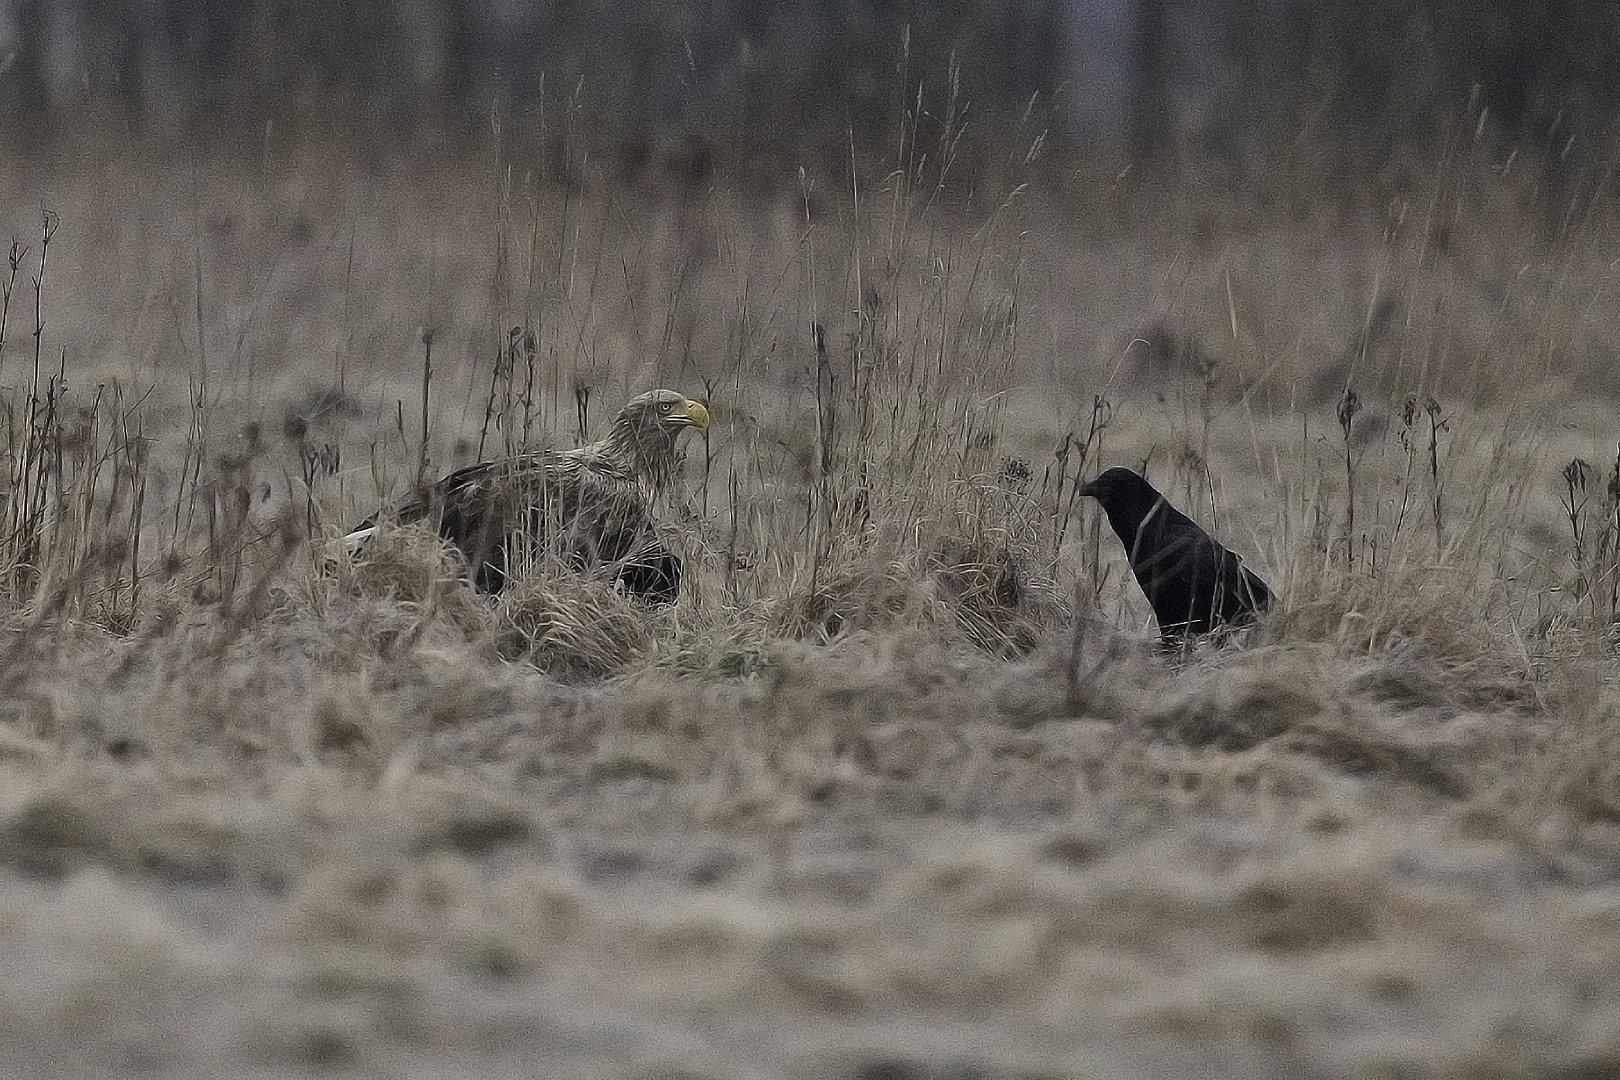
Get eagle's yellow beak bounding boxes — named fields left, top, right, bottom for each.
left=679, top=398, right=711, bottom=431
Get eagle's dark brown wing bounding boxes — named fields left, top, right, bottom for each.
left=348, top=446, right=663, bottom=594
left=346, top=389, right=707, bottom=597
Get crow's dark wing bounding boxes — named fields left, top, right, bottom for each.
left=1125, top=499, right=1271, bottom=640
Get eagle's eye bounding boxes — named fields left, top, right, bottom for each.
left=659, top=401, right=674, bottom=414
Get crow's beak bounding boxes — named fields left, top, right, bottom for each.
left=1078, top=478, right=1099, bottom=497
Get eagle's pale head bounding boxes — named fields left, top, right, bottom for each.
left=605, top=389, right=710, bottom=488
left=621, top=389, right=710, bottom=435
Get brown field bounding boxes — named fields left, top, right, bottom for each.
left=3, top=127, right=1620, bottom=1079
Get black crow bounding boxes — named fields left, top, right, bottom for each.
left=1080, top=467, right=1272, bottom=645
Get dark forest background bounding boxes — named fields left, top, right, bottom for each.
left=1, top=0, right=1617, bottom=194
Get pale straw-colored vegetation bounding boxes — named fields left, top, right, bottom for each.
left=3, top=105, right=1620, bottom=1076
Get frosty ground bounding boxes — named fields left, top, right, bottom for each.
left=0, top=140, right=1619, bottom=1078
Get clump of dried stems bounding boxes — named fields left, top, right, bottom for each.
left=0, top=90, right=1613, bottom=694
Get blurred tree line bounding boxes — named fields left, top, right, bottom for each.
left=0, top=0, right=1616, bottom=189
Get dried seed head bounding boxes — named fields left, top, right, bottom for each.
left=997, top=455, right=1032, bottom=493
left=1337, top=388, right=1362, bottom=434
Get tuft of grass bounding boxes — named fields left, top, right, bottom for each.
left=1, top=113, right=1620, bottom=1079
left=496, top=575, right=654, bottom=679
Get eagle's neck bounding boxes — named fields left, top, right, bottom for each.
left=600, top=419, right=678, bottom=493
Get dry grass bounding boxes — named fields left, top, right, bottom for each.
left=2, top=115, right=1620, bottom=1078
